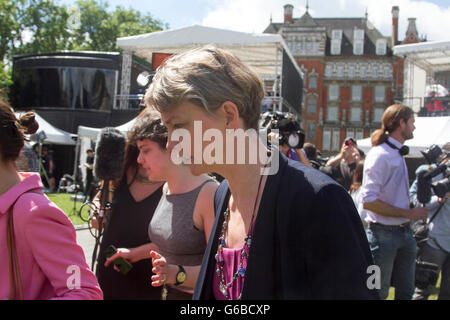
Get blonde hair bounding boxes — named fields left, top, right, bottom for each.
left=371, top=104, right=413, bottom=146
left=144, top=46, right=264, bottom=130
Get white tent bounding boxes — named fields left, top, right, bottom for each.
left=15, top=112, right=76, bottom=145
left=76, top=117, right=136, bottom=141
left=116, top=24, right=302, bottom=81
left=74, top=117, right=138, bottom=184
left=357, top=116, right=450, bottom=156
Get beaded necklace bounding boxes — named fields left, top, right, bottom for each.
left=215, top=166, right=266, bottom=300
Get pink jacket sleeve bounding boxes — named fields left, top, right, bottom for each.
left=23, top=201, right=103, bottom=300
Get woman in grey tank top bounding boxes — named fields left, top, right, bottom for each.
left=135, top=109, right=218, bottom=299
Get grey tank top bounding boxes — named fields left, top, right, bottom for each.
left=148, top=180, right=215, bottom=266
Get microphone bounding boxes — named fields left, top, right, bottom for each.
left=417, top=170, right=432, bottom=205
left=90, top=127, right=126, bottom=270
left=94, top=127, right=126, bottom=181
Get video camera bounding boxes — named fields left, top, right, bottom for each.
left=260, top=111, right=305, bottom=149
left=416, top=144, right=450, bottom=204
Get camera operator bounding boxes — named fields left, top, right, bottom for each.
left=264, top=113, right=311, bottom=167
left=410, top=143, right=450, bottom=300
left=320, top=137, right=364, bottom=191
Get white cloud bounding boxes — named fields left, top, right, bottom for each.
left=201, top=0, right=450, bottom=41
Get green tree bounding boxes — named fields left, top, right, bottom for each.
left=19, top=0, right=72, bottom=54
left=0, top=0, right=24, bottom=63
left=73, top=0, right=167, bottom=51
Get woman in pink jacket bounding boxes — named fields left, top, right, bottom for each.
left=0, top=101, right=103, bottom=300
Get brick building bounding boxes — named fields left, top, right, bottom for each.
left=264, top=4, right=421, bottom=154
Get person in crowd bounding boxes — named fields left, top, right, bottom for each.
left=15, top=138, right=39, bottom=173
left=108, top=108, right=218, bottom=300
left=33, top=144, right=56, bottom=192
left=349, top=160, right=368, bottom=229
left=0, top=100, right=102, bottom=300
left=361, top=104, right=429, bottom=300
left=146, top=46, right=378, bottom=300
left=94, top=109, right=165, bottom=300
left=302, top=142, right=322, bottom=169
left=268, top=118, right=311, bottom=167
left=410, top=143, right=450, bottom=300
left=320, top=137, right=363, bottom=191
left=83, top=148, right=95, bottom=202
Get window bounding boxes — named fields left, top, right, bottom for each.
left=328, top=84, right=339, bottom=101
left=325, top=65, right=332, bottom=77
left=336, top=65, right=344, bottom=77
left=348, top=64, right=355, bottom=78
left=375, top=86, right=385, bottom=102
left=332, top=30, right=343, bottom=40
left=346, top=130, right=355, bottom=141
left=373, top=108, right=384, bottom=122
left=327, top=106, right=338, bottom=121
left=309, top=76, right=317, bottom=89
left=356, top=129, right=364, bottom=141
left=353, top=40, right=364, bottom=55
left=332, top=130, right=340, bottom=151
left=350, top=107, right=362, bottom=122
left=307, top=96, right=317, bottom=115
left=323, top=129, right=331, bottom=151
left=353, top=29, right=364, bottom=55
left=354, top=29, right=364, bottom=40
left=331, top=39, right=341, bottom=55
left=307, top=122, right=315, bottom=141
left=323, top=128, right=340, bottom=151
left=376, top=39, right=387, bottom=55
left=352, top=85, right=362, bottom=101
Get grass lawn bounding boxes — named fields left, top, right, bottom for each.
left=387, top=273, right=440, bottom=300
left=47, top=192, right=91, bottom=226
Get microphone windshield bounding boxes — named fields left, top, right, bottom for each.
left=94, top=127, right=126, bottom=181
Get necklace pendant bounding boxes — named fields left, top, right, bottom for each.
left=238, top=267, right=246, bottom=276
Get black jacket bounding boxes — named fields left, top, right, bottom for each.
left=194, top=151, right=379, bottom=300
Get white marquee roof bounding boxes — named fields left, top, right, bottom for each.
left=116, top=24, right=302, bottom=80
left=394, top=40, right=450, bottom=73
left=357, top=116, right=450, bottom=156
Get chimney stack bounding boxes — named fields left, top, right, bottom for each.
left=391, top=6, right=399, bottom=47
left=284, top=4, right=294, bottom=24
left=403, top=18, right=419, bottom=44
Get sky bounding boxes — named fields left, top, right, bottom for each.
left=57, top=0, right=450, bottom=42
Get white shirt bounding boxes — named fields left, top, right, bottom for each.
left=350, top=187, right=369, bottom=227
left=361, top=136, right=410, bottom=226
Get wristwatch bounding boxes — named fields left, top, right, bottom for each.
left=175, top=265, right=186, bottom=286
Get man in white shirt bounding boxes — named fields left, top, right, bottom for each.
left=361, top=104, right=428, bottom=300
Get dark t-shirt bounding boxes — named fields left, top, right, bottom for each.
left=86, top=155, right=94, bottom=181
left=96, top=178, right=163, bottom=300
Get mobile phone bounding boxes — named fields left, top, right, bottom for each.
left=105, top=245, right=133, bottom=275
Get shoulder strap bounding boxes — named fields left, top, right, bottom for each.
left=7, top=189, right=41, bottom=300
left=214, top=180, right=230, bottom=217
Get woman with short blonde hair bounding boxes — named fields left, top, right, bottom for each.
left=147, top=46, right=378, bottom=300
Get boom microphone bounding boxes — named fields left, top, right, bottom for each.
left=91, top=127, right=126, bottom=270
left=94, top=127, right=126, bottom=181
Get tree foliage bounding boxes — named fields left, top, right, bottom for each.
left=0, top=0, right=167, bottom=97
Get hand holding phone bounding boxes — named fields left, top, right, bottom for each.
left=105, top=245, right=133, bottom=275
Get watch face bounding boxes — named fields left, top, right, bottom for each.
left=177, top=271, right=186, bottom=284
left=288, top=133, right=299, bottom=148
